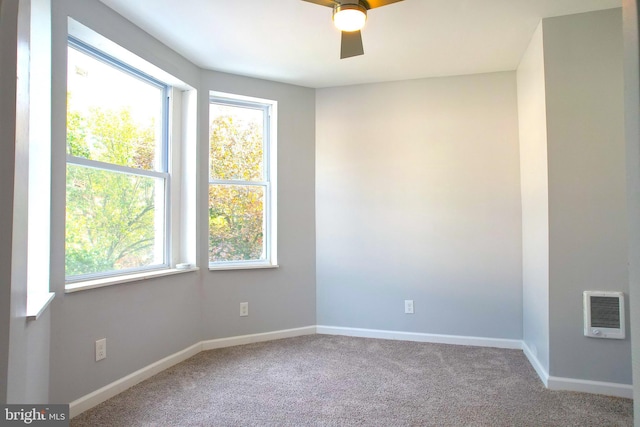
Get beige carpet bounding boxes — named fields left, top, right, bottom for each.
left=71, top=335, right=633, bottom=426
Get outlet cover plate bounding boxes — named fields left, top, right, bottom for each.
left=240, top=302, right=249, bottom=317
left=95, top=338, right=106, bottom=361
left=405, top=300, right=414, bottom=314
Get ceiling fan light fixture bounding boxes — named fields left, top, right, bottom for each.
left=333, top=3, right=367, bottom=32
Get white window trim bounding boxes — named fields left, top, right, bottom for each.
left=65, top=266, right=199, bottom=294
left=208, top=92, right=278, bottom=270
left=27, top=292, right=55, bottom=321
left=64, top=19, right=197, bottom=291
left=25, top=0, right=53, bottom=320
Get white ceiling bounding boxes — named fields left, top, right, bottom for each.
left=98, top=0, right=621, bottom=88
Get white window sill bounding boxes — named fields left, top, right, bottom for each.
left=65, top=267, right=199, bottom=294
left=27, top=292, right=56, bottom=321
left=209, top=263, right=279, bottom=271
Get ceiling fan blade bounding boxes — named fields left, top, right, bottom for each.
left=301, top=0, right=336, bottom=8
left=340, top=30, right=364, bottom=59
left=363, top=0, right=403, bottom=9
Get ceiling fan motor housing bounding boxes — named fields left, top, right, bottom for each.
left=335, top=1, right=370, bottom=12
left=304, top=0, right=404, bottom=58
left=333, top=2, right=368, bottom=32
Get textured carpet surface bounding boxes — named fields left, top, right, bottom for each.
left=71, top=335, right=633, bottom=426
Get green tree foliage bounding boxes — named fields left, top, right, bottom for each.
left=66, top=106, right=160, bottom=277
left=209, top=114, right=265, bottom=262
left=87, top=109, right=156, bottom=170
left=66, top=102, right=267, bottom=275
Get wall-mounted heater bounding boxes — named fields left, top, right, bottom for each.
left=583, top=291, right=625, bottom=339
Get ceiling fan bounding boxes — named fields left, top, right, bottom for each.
left=302, top=0, right=404, bottom=59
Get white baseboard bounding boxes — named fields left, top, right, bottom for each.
left=547, top=376, right=633, bottom=399
left=201, top=326, right=316, bottom=350
left=70, top=325, right=633, bottom=418
left=521, top=341, right=549, bottom=387
left=316, top=325, right=523, bottom=350
left=70, top=326, right=316, bottom=418
left=520, top=342, right=632, bottom=399
left=69, top=342, right=202, bottom=418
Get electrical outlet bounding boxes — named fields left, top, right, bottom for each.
left=95, top=338, right=106, bottom=361
left=404, top=300, right=414, bottom=314
left=240, top=302, right=249, bottom=317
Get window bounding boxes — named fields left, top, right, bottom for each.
left=65, top=37, right=170, bottom=281
left=208, top=95, right=277, bottom=269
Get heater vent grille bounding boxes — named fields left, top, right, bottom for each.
left=590, top=296, right=621, bottom=328
left=583, top=291, right=625, bottom=339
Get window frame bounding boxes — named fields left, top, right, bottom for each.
left=208, top=94, right=278, bottom=270
left=65, top=36, right=173, bottom=283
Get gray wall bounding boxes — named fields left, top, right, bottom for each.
left=198, top=71, right=317, bottom=340
left=2, top=0, right=52, bottom=404
left=543, top=9, right=631, bottom=384
left=8, top=0, right=32, bottom=402
left=517, top=23, right=550, bottom=373
left=622, top=0, right=640, bottom=421
left=0, top=0, right=19, bottom=404
left=516, top=8, right=630, bottom=387
left=48, top=0, right=203, bottom=404
left=316, top=73, right=523, bottom=338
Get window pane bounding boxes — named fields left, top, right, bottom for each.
left=208, top=185, right=265, bottom=262
left=209, top=103, right=264, bottom=181
left=67, top=46, right=164, bottom=171
left=66, top=164, right=165, bottom=277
